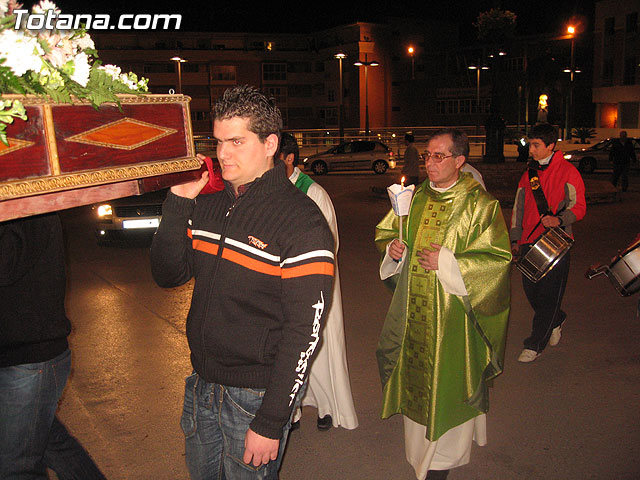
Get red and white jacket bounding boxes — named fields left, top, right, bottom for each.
left=510, top=151, right=586, bottom=245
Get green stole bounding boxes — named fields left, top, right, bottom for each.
left=294, top=171, right=314, bottom=194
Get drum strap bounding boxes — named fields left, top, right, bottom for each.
left=525, top=167, right=552, bottom=242
left=527, top=166, right=551, bottom=217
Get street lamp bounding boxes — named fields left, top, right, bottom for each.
left=407, top=46, right=415, bottom=80
left=334, top=53, right=346, bottom=141
left=354, top=54, right=379, bottom=137
left=468, top=62, right=489, bottom=136
left=170, top=56, right=187, bottom=94
left=564, top=24, right=577, bottom=140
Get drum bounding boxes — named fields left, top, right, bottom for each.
left=587, top=238, right=640, bottom=296
left=517, top=227, right=574, bottom=283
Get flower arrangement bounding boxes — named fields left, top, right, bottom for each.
left=0, top=0, right=149, bottom=145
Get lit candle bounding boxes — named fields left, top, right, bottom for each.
left=401, top=176, right=405, bottom=189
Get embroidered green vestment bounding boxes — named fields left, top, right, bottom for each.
left=375, top=173, right=511, bottom=441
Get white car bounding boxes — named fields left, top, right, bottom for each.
left=303, top=140, right=396, bottom=175
left=563, top=138, right=640, bottom=173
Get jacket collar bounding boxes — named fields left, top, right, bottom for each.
left=223, top=160, right=289, bottom=199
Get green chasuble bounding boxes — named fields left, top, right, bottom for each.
left=374, top=173, right=511, bottom=441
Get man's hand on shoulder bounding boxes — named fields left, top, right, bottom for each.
left=170, top=154, right=209, bottom=199
left=243, top=428, right=280, bottom=467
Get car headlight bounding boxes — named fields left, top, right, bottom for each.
left=563, top=154, right=572, bottom=160
left=96, top=204, right=113, bottom=218
left=303, top=157, right=309, bottom=164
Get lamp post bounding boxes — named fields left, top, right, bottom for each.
left=334, top=53, right=346, bottom=142
left=564, top=25, right=576, bottom=140
left=468, top=61, right=489, bottom=137
left=170, top=56, right=186, bottom=94
left=354, top=54, right=379, bottom=137
left=407, top=46, right=415, bottom=80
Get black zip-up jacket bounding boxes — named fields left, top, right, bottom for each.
left=151, top=162, right=335, bottom=439
left=0, top=213, right=70, bottom=367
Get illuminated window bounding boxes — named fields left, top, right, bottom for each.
left=599, top=103, right=617, bottom=128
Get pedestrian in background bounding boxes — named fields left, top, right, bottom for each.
left=610, top=130, right=636, bottom=192
left=402, top=133, right=420, bottom=186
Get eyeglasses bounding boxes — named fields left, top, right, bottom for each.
left=423, top=151, right=455, bottom=163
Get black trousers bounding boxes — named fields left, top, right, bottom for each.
left=521, top=250, right=570, bottom=353
left=612, top=161, right=630, bottom=192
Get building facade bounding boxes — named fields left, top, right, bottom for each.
left=593, top=0, right=640, bottom=133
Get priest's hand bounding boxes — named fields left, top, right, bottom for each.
left=389, top=239, right=406, bottom=261
left=417, top=243, right=441, bottom=271
left=170, top=154, right=209, bottom=199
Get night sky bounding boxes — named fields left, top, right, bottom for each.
left=32, top=0, right=596, bottom=41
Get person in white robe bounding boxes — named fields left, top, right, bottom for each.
left=279, top=133, right=358, bottom=431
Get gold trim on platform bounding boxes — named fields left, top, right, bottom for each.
left=1, top=93, right=192, bottom=106
left=0, top=157, right=199, bottom=201
left=65, top=117, right=177, bottom=150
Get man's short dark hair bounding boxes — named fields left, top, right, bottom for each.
left=214, top=85, right=283, bottom=141
left=429, top=128, right=469, bottom=158
left=279, top=132, right=299, bottom=166
left=530, top=123, right=558, bottom=147
left=405, top=133, right=415, bottom=143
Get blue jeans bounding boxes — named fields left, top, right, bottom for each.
left=0, top=349, right=105, bottom=480
left=181, top=373, right=300, bottom=480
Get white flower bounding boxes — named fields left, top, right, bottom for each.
left=0, top=29, right=44, bottom=76
left=74, top=34, right=95, bottom=52
left=0, top=0, right=9, bottom=15
left=32, top=0, right=60, bottom=14
left=70, top=51, right=90, bottom=87
left=97, top=64, right=122, bottom=80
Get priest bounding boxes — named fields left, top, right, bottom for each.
left=374, top=128, right=511, bottom=480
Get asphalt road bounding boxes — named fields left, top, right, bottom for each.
left=55, top=170, right=640, bottom=479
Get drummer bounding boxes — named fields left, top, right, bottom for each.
left=510, top=123, right=586, bottom=363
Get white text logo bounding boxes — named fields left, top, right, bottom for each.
left=288, top=291, right=324, bottom=406
left=14, top=10, right=182, bottom=31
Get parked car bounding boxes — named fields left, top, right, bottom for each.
left=563, top=137, right=640, bottom=174
left=93, top=189, right=167, bottom=244
left=302, top=140, right=396, bottom=175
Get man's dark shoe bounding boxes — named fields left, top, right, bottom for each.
left=290, top=420, right=300, bottom=431
left=425, top=469, right=449, bottom=480
left=316, top=415, right=332, bottom=431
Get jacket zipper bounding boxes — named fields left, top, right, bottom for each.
left=199, top=189, right=246, bottom=374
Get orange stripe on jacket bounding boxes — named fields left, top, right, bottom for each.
left=222, top=249, right=282, bottom=276
left=193, top=239, right=219, bottom=255
left=282, top=262, right=334, bottom=279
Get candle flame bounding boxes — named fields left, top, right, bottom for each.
left=401, top=176, right=405, bottom=188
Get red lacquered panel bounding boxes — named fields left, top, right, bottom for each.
left=0, top=106, right=50, bottom=182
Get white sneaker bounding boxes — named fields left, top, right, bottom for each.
left=549, top=325, right=562, bottom=346
left=518, top=349, right=541, bottom=363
